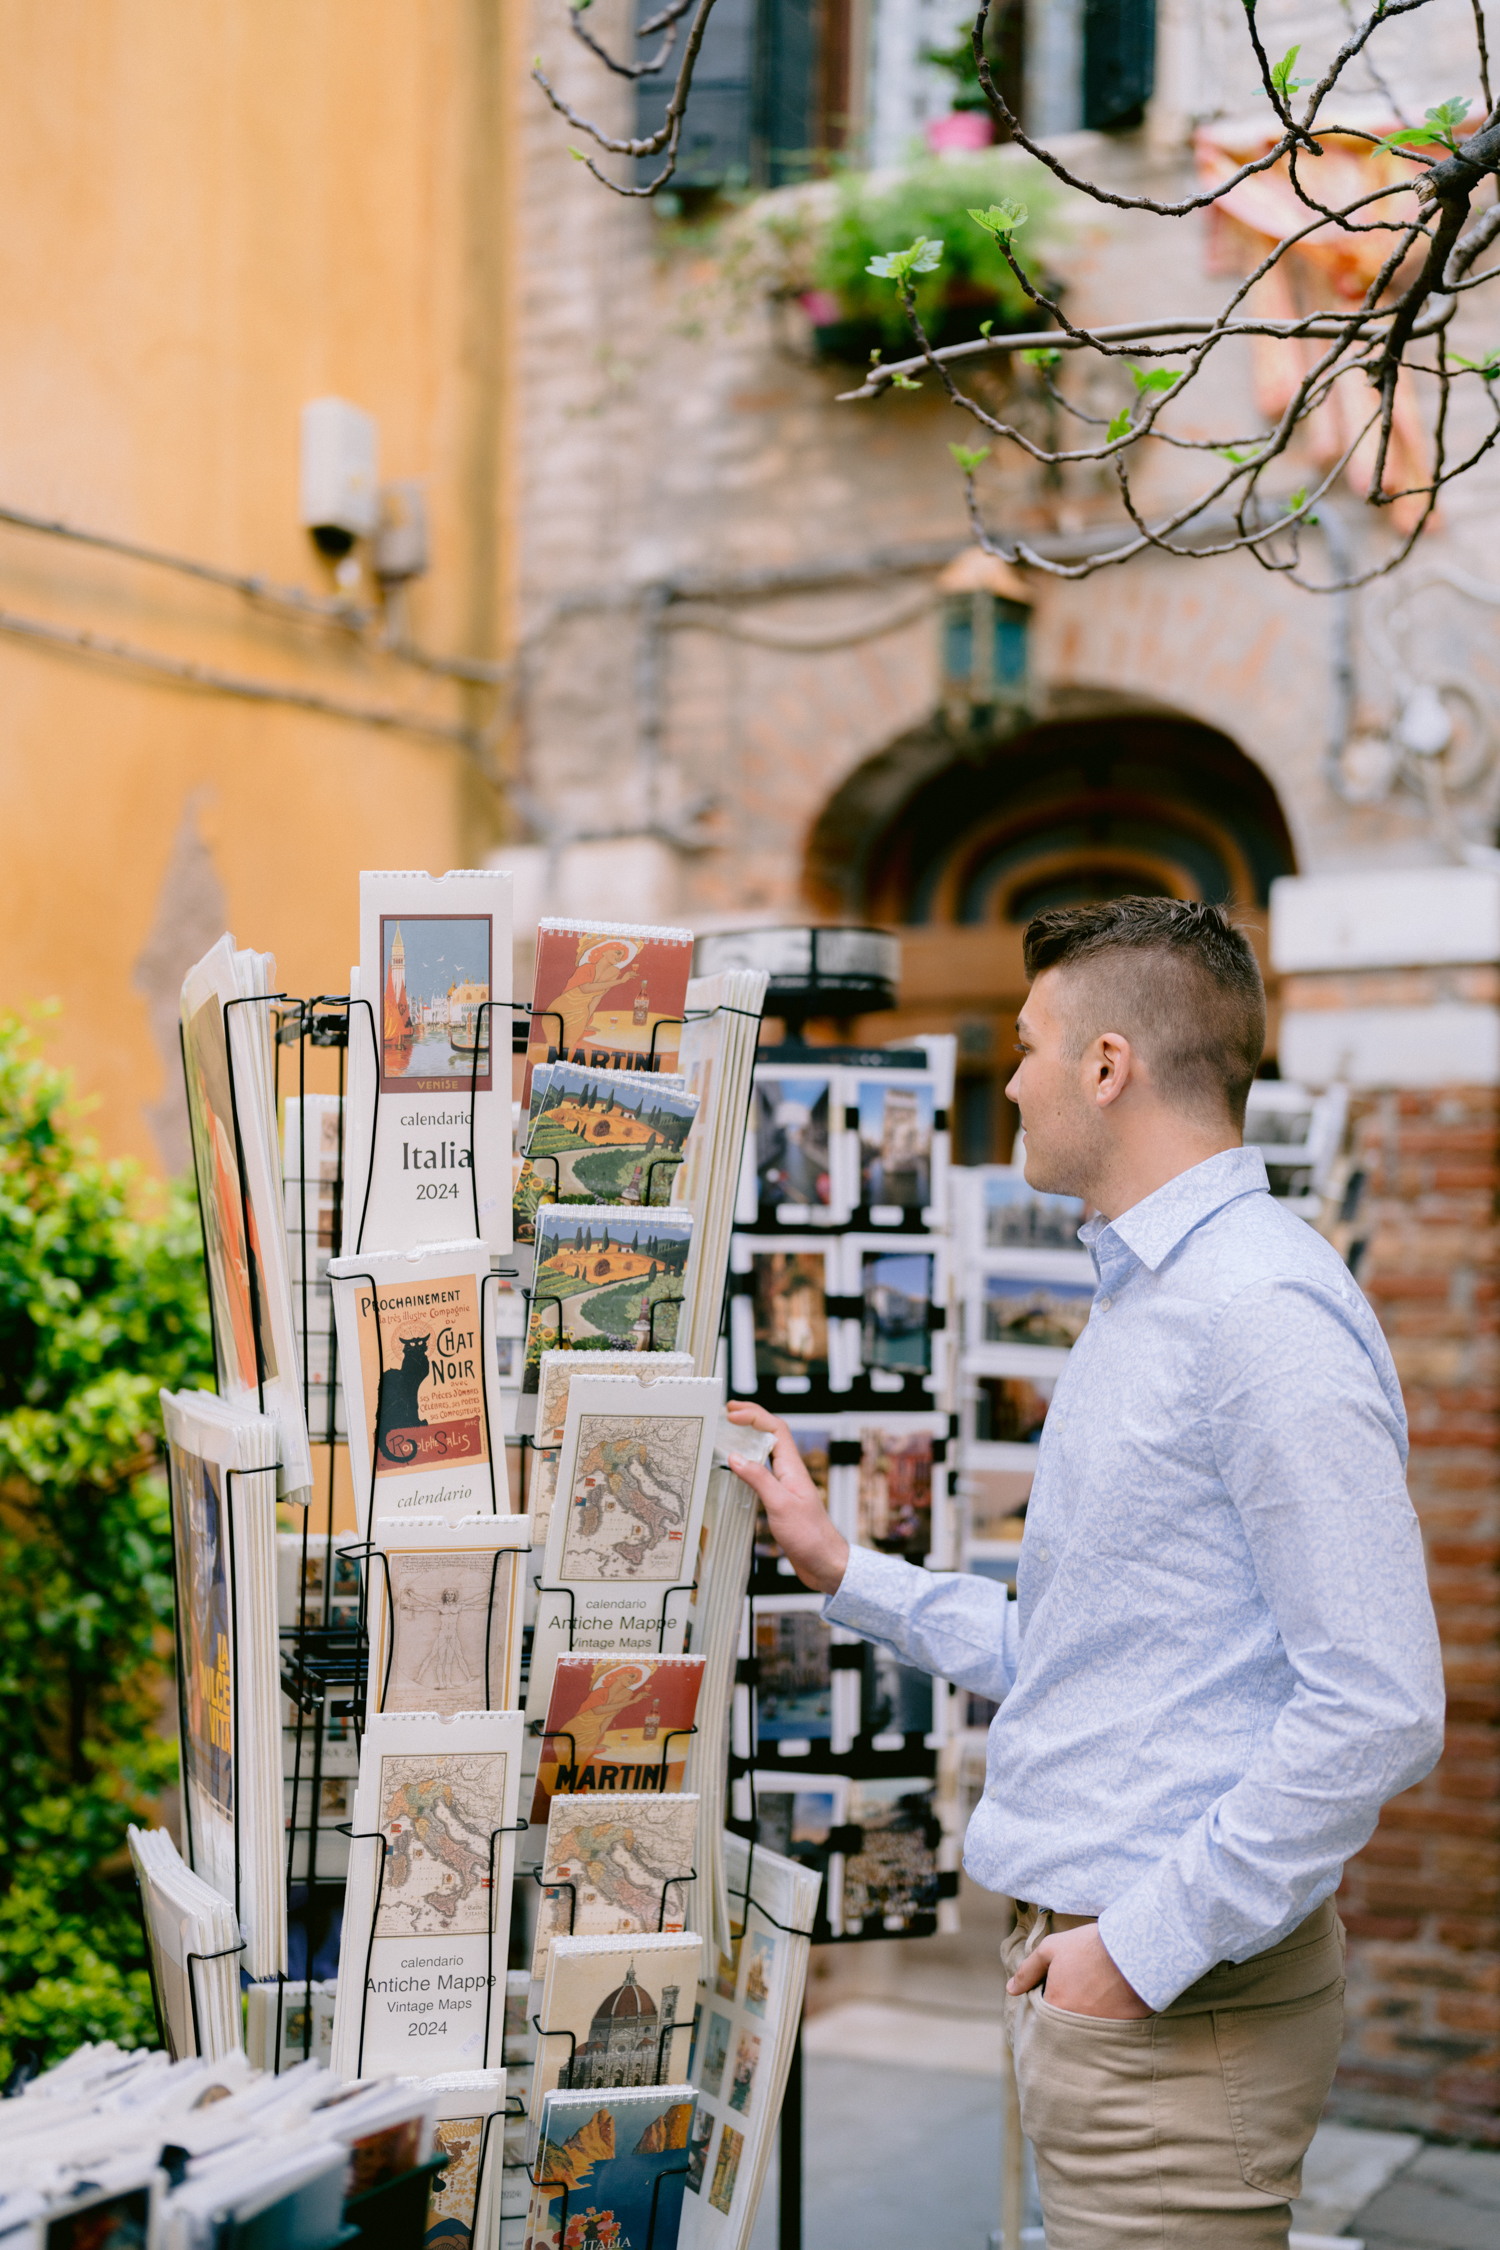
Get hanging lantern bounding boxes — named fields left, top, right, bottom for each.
left=937, top=547, right=1033, bottom=738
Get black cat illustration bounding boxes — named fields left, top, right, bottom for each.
left=375, top=1332, right=431, bottom=1463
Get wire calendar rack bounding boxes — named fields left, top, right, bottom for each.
left=146, top=966, right=965, bottom=2250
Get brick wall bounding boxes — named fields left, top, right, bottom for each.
left=1329, top=1086, right=1500, bottom=2144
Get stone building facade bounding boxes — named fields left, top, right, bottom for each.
left=511, top=0, right=1500, bottom=2136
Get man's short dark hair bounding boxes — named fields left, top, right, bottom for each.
left=1022, top=898, right=1266, bottom=1128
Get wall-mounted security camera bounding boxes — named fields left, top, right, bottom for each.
left=299, top=396, right=378, bottom=560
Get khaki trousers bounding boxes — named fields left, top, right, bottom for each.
left=1002, top=1899, right=1345, bottom=2249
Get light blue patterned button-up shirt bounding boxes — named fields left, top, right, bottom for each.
left=826, top=1146, right=1445, bottom=2010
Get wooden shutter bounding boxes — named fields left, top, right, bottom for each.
left=635, top=0, right=758, bottom=188
left=636, top=0, right=835, bottom=190
left=753, top=0, right=822, bottom=187
left=1082, top=0, right=1155, bottom=131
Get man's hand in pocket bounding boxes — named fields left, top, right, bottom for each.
left=1008, top=1924, right=1153, bottom=2019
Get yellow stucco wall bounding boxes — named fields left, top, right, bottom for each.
left=0, top=1, right=519, bottom=1170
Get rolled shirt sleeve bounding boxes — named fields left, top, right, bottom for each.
left=825, top=1543, right=1022, bottom=1707
left=1096, top=1276, right=1446, bottom=2010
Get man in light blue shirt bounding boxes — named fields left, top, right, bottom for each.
left=728, top=898, right=1444, bottom=2248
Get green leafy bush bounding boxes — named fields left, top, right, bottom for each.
left=0, top=1011, right=212, bottom=2079
left=811, top=157, right=1054, bottom=351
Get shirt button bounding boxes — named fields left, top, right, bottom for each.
left=1096, top=1296, right=1111, bottom=1312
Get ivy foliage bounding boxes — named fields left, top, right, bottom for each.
left=0, top=1011, right=213, bottom=2079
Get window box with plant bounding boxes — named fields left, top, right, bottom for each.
left=715, top=153, right=1062, bottom=369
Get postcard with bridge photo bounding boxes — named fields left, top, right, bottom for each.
left=514, top=1063, right=697, bottom=1242
left=524, top=1206, right=693, bottom=1391
left=978, top=1267, right=1097, bottom=1352
left=972, top=1166, right=1088, bottom=1252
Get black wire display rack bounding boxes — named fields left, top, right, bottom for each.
left=151, top=968, right=974, bottom=2250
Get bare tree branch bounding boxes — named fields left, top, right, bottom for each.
left=536, top=0, right=1500, bottom=587
left=568, top=0, right=699, bottom=82
left=532, top=0, right=720, bottom=196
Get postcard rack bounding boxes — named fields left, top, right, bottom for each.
left=159, top=960, right=972, bottom=2250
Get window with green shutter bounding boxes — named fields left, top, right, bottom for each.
left=1082, top=0, right=1156, bottom=132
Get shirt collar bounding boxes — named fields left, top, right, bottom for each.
left=1079, top=1146, right=1269, bottom=1274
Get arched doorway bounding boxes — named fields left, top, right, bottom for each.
left=806, top=696, right=1298, bottom=1160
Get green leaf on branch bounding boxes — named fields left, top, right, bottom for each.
left=1023, top=347, right=1062, bottom=368
left=1107, top=409, right=1133, bottom=441
left=1451, top=348, right=1500, bottom=379
left=949, top=443, right=991, bottom=473
left=889, top=370, right=922, bottom=390
left=967, top=201, right=1029, bottom=242
left=866, top=235, right=945, bottom=282
left=1270, top=45, right=1305, bottom=103
left=979, top=320, right=993, bottom=338
left=1131, top=364, right=1182, bottom=394
left=1373, top=97, right=1472, bottom=156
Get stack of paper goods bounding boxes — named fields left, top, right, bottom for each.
left=674, top=969, right=770, bottom=1375
left=160, top=1389, right=286, bottom=1978
left=525, top=1344, right=695, bottom=1531
left=524, top=918, right=696, bottom=1097
left=691, top=1430, right=769, bottom=1962
left=530, top=1789, right=701, bottom=1986
left=528, top=1930, right=703, bottom=2151
left=394, top=2069, right=508, bottom=2250
left=126, top=1828, right=244, bottom=2062
left=245, top=1978, right=339, bottom=2072
left=341, top=868, right=514, bottom=1261
left=330, top=1708, right=525, bottom=2080
left=0, top=2044, right=485, bottom=2249
left=523, top=2082, right=698, bottom=2250
left=365, top=1513, right=531, bottom=1716
left=522, top=1203, right=695, bottom=1389
left=523, top=1373, right=720, bottom=1748
left=283, top=1094, right=343, bottom=1440
left=513, top=1059, right=695, bottom=1243
left=180, top=937, right=313, bottom=1499
left=329, top=1235, right=513, bottom=1531
left=678, top=1833, right=820, bottom=2250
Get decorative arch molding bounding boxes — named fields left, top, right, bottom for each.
left=805, top=690, right=1298, bottom=926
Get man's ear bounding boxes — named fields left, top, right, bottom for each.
left=1094, top=1032, right=1133, bottom=1109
